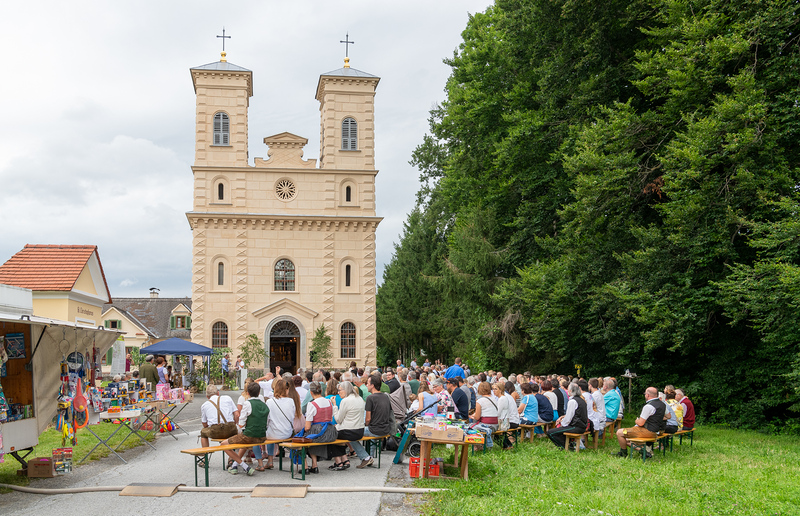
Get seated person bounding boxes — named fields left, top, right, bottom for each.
left=676, top=389, right=695, bottom=430
left=662, top=393, right=680, bottom=434
left=602, top=378, right=622, bottom=421
left=518, top=383, right=539, bottom=426
left=615, top=387, right=667, bottom=458
left=546, top=383, right=588, bottom=449
left=220, top=382, right=268, bottom=475
left=664, top=385, right=684, bottom=430
left=533, top=383, right=554, bottom=423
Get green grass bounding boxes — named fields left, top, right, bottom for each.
left=415, top=424, right=800, bottom=516
left=0, top=422, right=154, bottom=489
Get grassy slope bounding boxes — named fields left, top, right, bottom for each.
left=0, top=423, right=153, bottom=488
left=416, top=425, right=800, bottom=516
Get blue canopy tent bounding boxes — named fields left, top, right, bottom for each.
left=140, top=338, right=214, bottom=388
left=140, top=338, right=213, bottom=356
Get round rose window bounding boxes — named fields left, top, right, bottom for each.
left=275, top=179, right=296, bottom=201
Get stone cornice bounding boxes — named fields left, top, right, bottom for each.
left=315, top=75, right=380, bottom=101
left=191, top=165, right=379, bottom=177
left=186, top=212, right=382, bottom=231
left=191, top=69, right=253, bottom=97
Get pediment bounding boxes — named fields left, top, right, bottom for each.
left=254, top=132, right=317, bottom=169
left=252, top=297, right=318, bottom=320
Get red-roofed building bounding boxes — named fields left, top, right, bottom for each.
left=0, top=245, right=112, bottom=326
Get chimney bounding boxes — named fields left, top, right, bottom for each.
left=149, top=287, right=160, bottom=299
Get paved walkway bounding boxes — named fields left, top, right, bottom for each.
left=0, top=391, right=395, bottom=515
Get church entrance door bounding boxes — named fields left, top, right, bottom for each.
left=269, top=320, right=299, bottom=374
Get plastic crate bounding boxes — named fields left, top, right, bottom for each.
left=409, top=457, right=440, bottom=478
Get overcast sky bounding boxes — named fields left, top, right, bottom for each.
left=0, top=1, right=492, bottom=298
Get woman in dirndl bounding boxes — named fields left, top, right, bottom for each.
left=303, top=381, right=339, bottom=474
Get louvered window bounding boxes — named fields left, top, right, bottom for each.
left=213, top=112, right=230, bottom=145
left=341, top=117, right=357, bottom=150
left=341, top=322, right=356, bottom=359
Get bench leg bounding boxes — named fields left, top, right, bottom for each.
left=377, top=439, right=382, bottom=468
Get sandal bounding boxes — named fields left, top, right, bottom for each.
left=227, top=458, right=235, bottom=469
left=264, top=464, right=274, bottom=470
left=348, top=450, right=357, bottom=457
left=334, top=463, right=348, bottom=471
left=328, top=463, right=339, bottom=470
left=342, top=460, right=350, bottom=469
left=254, top=466, right=266, bottom=472
left=196, top=458, right=207, bottom=469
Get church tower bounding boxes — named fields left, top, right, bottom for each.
left=187, top=50, right=382, bottom=372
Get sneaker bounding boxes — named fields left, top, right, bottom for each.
left=357, top=457, right=374, bottom=469
left=228, top=466, right=239, bottom=475
left=245, top=465, right=255, bottom=476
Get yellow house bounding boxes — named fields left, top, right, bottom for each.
left=0, top=245, right=112, bottom=326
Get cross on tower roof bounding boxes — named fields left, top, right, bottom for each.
left=217, top=27, right=231, bottom=62
left=340, top=32, right=355, bottom=68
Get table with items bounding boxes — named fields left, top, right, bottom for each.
left=79, top=408, right=156, bottom=464
left=410, top=418, right=484, bottom=480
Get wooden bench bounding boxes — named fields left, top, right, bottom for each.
left=601, top=421, right=617, bottom=445
left=181, top=439, right=289, bottom=487
left=675, top=428, right=694, bottom=446
left=279, top=435, right=388, bottom=481
left=563, top=430, right=597, bottom=452
left=626, top=435, right=670, bottom=461
left=519, top=422, right=553, bottom=443
left=490, top=427, right=524, bottom=450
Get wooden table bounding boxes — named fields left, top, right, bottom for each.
left=417, top=437, right=473, bottom=480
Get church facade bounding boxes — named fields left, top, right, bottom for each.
left=187, top=52, right=381, bottom=372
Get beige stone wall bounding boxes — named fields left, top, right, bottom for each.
left=192, top=70, right=251, bottom=167
left=318, top=77, right=379, bottom=170
left=189, top=60, right=381, bottom=370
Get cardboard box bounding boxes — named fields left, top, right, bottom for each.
left=28, top=457, right=55, bottom=478
left=415, top=424, right=465, bottom=442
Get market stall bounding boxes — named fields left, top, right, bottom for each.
left=0, top=313, right=121, bottom=470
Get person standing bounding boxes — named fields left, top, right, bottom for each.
left=139, top=354, right=159, bottom=389
left=443, top=358, right=465, bottom=379
left=221, top=354, right=230, bottom=384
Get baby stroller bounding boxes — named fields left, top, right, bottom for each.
left=391, top=399, right=440, bottom=461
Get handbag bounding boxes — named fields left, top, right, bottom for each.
left=203, top=397, right=237, bottom=439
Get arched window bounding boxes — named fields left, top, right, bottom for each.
left=341, top=322, right=356, bottom=359
left=217, top=262, right=225, bottom=286
left=341, top=117, right=357, bottom=150
left=345, top=186, right=352, bottom=203
left=212, top=321, right=228, bottom=349
left=274, top=259, right=295, bottom=291
left=345, top=264, right=351, bottom=287
left=213, top=112, right=230, bottom=145
left=218, top=183, right=224, bottom=200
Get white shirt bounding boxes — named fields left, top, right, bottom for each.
left=259, top=380, right=274, bottom=399
left=237, top=393, right=265, bottom=409
left=583, top=391, right=604, bottom=430
left=266, top=396, right=297, bottom=440
left=591, top=390, right=606, bottom=421
left=503, top=393, right=520, bottom=425
left=238, top=396, right=266, bottom=432
left=201, top=395, right=237, bottom=426
left=295, top=386, right=308, bottom=404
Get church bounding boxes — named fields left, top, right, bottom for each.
left=187, top=48, right=382, bottom=372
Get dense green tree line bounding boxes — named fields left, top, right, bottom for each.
left=377, top=0, right=800, bottom=428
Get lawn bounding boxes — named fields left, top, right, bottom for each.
left=416, top=424, right=800, bottom=516
left=0, top=422, right=153, bottom=489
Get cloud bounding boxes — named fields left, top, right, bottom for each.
left=119, top=279, right=138, bottom=288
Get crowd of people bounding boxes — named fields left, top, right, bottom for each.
left=197, top=357, right=697, bottom=475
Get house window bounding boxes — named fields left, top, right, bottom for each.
left=341, top=117, right=357, bottom=150
left=218, top=183, right=224, bottom=200
left=345, top=265, right=351, bottom=287
left=218, top=262, right=225, bottom=286
left=213, top=112, right=230, bottom=145
left=170, top=315, right=191, bottom=330
left=212, top=322, right=228, bottom=349
left=345, top=186, right=352, bottom=202
left=104, top=319, right=121, bottom=329
left=274, top=259, right=295, bottom=291
left=341, top=322, right=356, bottom=359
